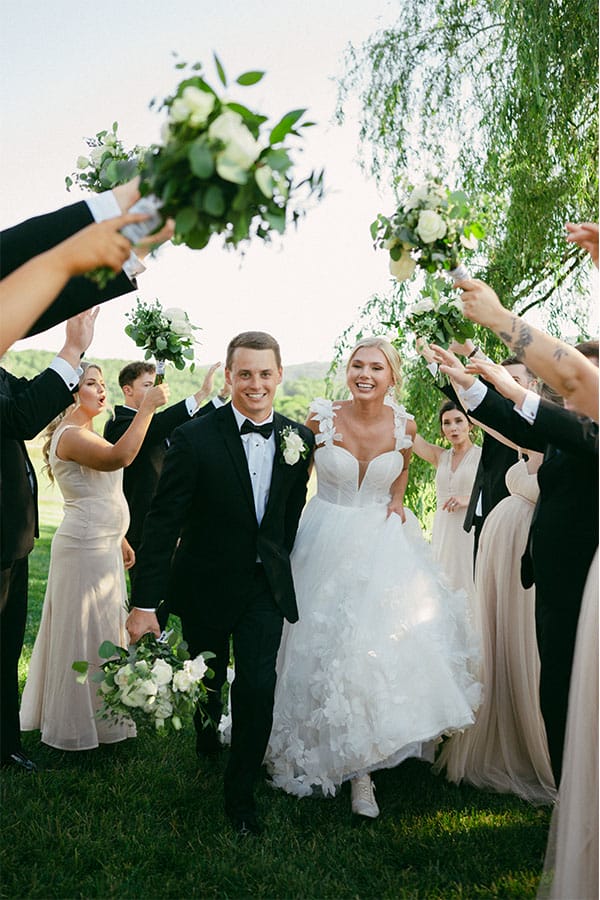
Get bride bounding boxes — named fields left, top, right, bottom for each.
left=266, top=337, right=481, bottom=817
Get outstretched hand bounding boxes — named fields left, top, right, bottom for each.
left=565, top=222, right=599, bottom=267
left=465, top=358, right=528, bottom=404
left=430, top=344, right=476, bottom=390
left=454, top=279, right=505, bottom=329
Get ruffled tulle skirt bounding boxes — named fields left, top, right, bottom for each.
left=266, top=497, right=482, bottom=797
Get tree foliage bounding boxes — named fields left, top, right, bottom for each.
left=337, top=0, right=598, bottom=314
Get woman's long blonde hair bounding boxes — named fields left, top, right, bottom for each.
left=42, top=363, right=102, bottom=482
left=346, top=337, right=403, bottom=398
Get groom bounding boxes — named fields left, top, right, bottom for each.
left=126, top=331, right=314, bottom=835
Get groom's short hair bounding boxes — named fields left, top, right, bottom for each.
left=118, top=361, right=156, bottom=388
left=226, top=332, right=281, bottom=369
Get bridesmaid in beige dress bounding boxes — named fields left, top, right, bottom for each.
left=20, top=364, right=167, bottom=751
left=412, top=400, right=481, bottom=601
left=434, top=453, right=556, bottom=805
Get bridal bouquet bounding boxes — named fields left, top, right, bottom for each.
left=138, top=54, right=323, bottom=250
left=404, top=276, right=475, bottom=348
left=125, top=298, right=199, bottom=382
left=372, top=178, right=485, bottom=284
left=73, top=632, right=214, bottom=734
left=66, top=123, right=144, bottom=193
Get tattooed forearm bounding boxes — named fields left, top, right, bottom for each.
left=552, top=345, right=570, bottom=363
left=498, top=315, right=533, bottom=361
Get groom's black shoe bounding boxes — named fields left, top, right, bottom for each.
left=227, top=813, right=262, bottom=837
left=1, top=751, right=38, bottom=773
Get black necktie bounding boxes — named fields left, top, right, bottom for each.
left=240, top=419, right=274, bottom=439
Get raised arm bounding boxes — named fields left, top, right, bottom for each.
left=58, top=383, right=169, bottom=471
left=457, top=279, right=598, bottom=419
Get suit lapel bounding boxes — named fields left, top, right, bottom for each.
left=218, top=405, right=256, bottom=517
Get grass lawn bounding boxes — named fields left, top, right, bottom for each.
left=2, top=477, right=552, bottom=899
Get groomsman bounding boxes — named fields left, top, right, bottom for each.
left=0, top=311, right=97, bottom=771
left=126, top=332, right=314, bottom=836
left=103, top=361, right=230, bottom=606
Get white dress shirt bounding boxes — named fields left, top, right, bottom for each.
left=230, top=404, right=276, bottom=526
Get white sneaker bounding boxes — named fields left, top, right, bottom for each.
left=351, top=774, right=379, bottom=818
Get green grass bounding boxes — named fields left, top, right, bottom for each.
left=2, top=517, right=552, bottom=899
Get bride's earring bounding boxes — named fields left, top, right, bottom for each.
left=386, top=384, right=395, bottom=397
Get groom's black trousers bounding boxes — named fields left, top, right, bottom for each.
left=182, top=564, right=283, bottom=818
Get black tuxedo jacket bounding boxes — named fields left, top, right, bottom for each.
left=131, top=404, right=314, bottom=627
left=0, top=367, right=74, bottom=568
left=440, top=381, right=519, bottom=531
left=1, top=201, right=135, bottom=336
left=470, top=387, right=598, bottom=596
left=103, top=399, right=216, bottom=548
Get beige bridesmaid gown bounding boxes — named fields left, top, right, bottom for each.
left=431, top=445, right=481, bottom=602
left=434, top=459, right=556, bottom=805
left=20, top=424, right=135, bottom=750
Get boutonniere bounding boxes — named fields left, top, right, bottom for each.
left=279, top=426, right=310, bottom=465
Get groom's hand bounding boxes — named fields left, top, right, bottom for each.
left=126, top=608, right=160, bottom=643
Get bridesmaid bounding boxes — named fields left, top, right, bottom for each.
left=412, top=401, right=481, bottom=601
left=20, top=364, right=168, bottom=751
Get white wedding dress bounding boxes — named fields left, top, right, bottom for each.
left=266, top=398, right=482, bottom=798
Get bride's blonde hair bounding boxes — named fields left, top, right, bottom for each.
left=42, top=363, right=103, bottom=482
left=346, top=337, right=403, bottom=397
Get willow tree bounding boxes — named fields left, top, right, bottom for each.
left=331, top=1, right=598, bottom=521
left=338, top=0, right=598, bottom=317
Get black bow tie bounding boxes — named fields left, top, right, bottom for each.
left=240, top=419, right=274, bottom=439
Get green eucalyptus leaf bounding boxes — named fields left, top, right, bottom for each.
left=175, top=206, right=199, bottom=236
left=188, top=140, right=215, bottom=179
left=72, top=660, right=89, bottom=675
left=269, top=109, right=307, bottom=145
left=213, top=52, right=227, bottom=87
left=236, top=70, right=265, bottom=86
left=98, top=640, right=119, bottom=659
left=202, top=184, right=226, bottom=217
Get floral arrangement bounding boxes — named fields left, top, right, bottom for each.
left=72, top=632, right=214, bottom=734
left=66, top=123, right=144, bottom=193
left=372, top=178, right=485, bottom=283
left=138, top=54, right=323, bottom=250
left=280, top=426, right=310, bottom=465
left=404, top=276, right=476, bottom=348
left=125, top=298, right=199, bottom=381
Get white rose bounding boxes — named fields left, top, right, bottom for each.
left=410, top=297, right=436, bottom=315
left=76, top=155, right=91, bottom=169
left=151, top=658, right=173, bottom=686
left=283, top=447, right=301, bottom=465
left=188, top=656, right=208, bottom=681
left=389, top=251, right=417, bottom=282
left=181, top=86, right=215, bottom=127
left=155, top=698, right=173, bottom=718
left=208, top=110, right=261, bottom=184
left=169, top=97, right=191, bottom=124
left=255, top=164, right=274, bottom=198
left=114, top=664, right=134, bottom=687
left=285, top=431, right=305, bottom=452
left=416, top=209, right=447, bottom=244
left=89, top=145, right=109, bottom=167
left=121, top=680, right=157, bottom=708
left=383, top=236, right=400, bottom=250
left=163, top=307, right=193, bottom=338
left=404, top=183, right=431, bottom=211
left=172, top=669, right=194, bottom=693
left=160, top=122, right=172, bottom=144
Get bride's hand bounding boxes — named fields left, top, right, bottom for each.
left=442, top=495, right=468, bottom=513
left=121, top=538, right=135, bottom=569
left=387, top=498, right=406, bottom=523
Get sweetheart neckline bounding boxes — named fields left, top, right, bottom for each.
left=317, top=444, right=403, bottom=490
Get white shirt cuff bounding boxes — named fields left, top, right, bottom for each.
left=212, top=396, right=226, bottom=408
left=514, top=389, right=540, bottom=423
left=50, top=356, right=82, bottom=391
left=186, top=395, right=200, bottom=416
left=458, top=379, right=487, bottom=411
left=86, top=192, right=122, bottom=223
left=133, top=607, right=156, bottom=613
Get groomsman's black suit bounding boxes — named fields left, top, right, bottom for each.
left=1, top=201, right=135, bottom=336
left=441, top=382, right=519, bottom=559
left=467, top=386, right=598, bottom=785
left=103, top=400, right=217, bottom=554
left=131, top=403, right=314, bottom=823
left=0, top=367, right=74, bottom=761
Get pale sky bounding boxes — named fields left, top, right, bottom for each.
left=1, top=0, right=402, bottom=367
